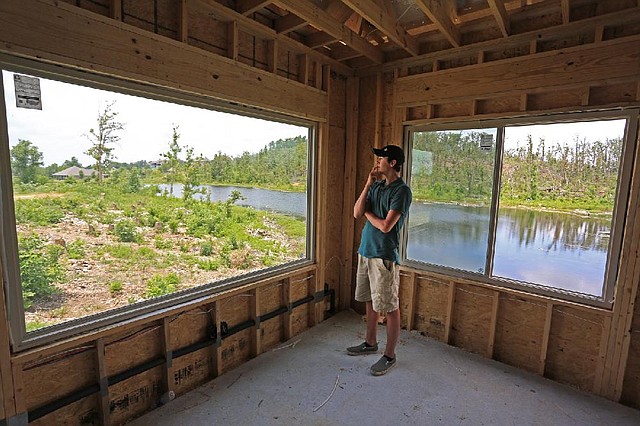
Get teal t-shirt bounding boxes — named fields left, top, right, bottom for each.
left=358, top=178, right=412, bottom=263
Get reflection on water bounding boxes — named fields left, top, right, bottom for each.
left=157, top=184, right=307, bottom=218
left=407, top=202, right=610, bottom=296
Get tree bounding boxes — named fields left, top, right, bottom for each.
left=61, top=156, right=82, bottom=169
left=84, top=102, right=124, bottom=184
left=10, top=139, right=43, bottom=184
left=162, top=125, right=182, bottom=196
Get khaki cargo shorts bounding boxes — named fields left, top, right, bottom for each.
left=355, top=254, right=399, bottom=314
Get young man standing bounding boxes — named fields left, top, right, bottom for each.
left=348, top=144, right=412, bottom=376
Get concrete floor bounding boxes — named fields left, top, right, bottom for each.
left=130, top=310, right=640, bottom=426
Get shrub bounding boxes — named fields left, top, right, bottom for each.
left=154, top=236, right=172, bottom=250
left=18, top=234, right=63, bottom=308
left=14, top=199, right=65, bottom=225
left=114, top=219, right=140, bottom=243
left=144, top=273, right=180, bottom=298
left=199, top=240, right=213, bottom=256
left=109, top=281, right=123, bottom=294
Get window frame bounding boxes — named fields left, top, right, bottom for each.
left=401, top=109, right=639, bottom=308
left=0, top=55, right=317, bottom=351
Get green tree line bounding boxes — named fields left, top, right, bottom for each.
left=412, top=131, right=622, bottom=212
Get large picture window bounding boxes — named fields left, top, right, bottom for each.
left=404, top=111, right=638, bottom=306
left=0, top=63, right=315, bottom=349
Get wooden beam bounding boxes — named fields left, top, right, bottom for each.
left=0, top=0, right=330, bottom=121
left=191, top=0, right=353, bottom=75
left=237, top=0, right=271, bottom=16
left=266, top=39, right=278, bottom=73
left=406, top=272, right=417, bottom=330
left=487, top=0, right=510, bottom=37
left=227, top=20, right=239, bottom=61
left=283, top=278, right=292, bottom=341
left=414, top=0, right=461, bottom=47
left=178, top=0, right=189, bottom=43
left=161, top=318, right=174, bottom=400
left=250, top=288, right=261, bottom=357
left=444, top=281, right=456, bottom=344
left=561, top=0, right=571, bottom=25
left=275, top=13, right=308, bottom=34
left=110, top=0, right=122, bottom=21
left=539, top=302, right=553, bottom=375
left=395, top=36, right=640, bottom=106
left=211, top=300, right=223, bottom=377
left=273, top=0, right=384, bottom=63
left=305, top=31, right=337, bottom=49
left=95, top=339, right=110, bottom=426
left=341, top=0, right=420, bottom=56
left=487, top=292, right=500, bottom=358
left=340, top=75, right=358, bottom=310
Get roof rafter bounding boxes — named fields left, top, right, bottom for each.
left=341, top=0, right=420, bottom=56
left=414, top=0, right=461, bottom=47
left=272, top=0, right=384, bottom=63
left=236, top=0, right=272, bottom=16
left=487, top=0, right=510, bottom=37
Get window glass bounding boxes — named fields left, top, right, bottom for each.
left=2, top=70, right=312, bottom=333
left=494, top=120, right=626, bottom=296
left=406, top=128, right=497, bottom=273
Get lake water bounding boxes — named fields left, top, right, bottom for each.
left=159, top=184, right=610, bottom=297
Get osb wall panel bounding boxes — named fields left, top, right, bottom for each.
left=23, top=349, right=96, bottom=409
left=220, top=330, right=251, bottom=374
left=105, top=325, right=163, bottom=377
left=450, top=283, right=494, bottom=355
left=109, top=367, right=163, bottom=425
left=434, top=102, right=472, bottom=119
left=259, top=282, right=285, bottom=351
left=476, top=97, right=521, bottom=115
left=527, top=90, right=585, bottom=111
left=219, top=293, right=251, bottom=327
left=172, top=349, right=215, bottom=396
left=494, top=296, right=547, bottom=373
left=169, top=308, right=211, bottom=350
left=188, top=8, right=228, bottom=57
left=412, top=277, right=449, bottom=341
left=546, top=306, right=604, bottom=391
left=590, top=83, right=639, bottom=105
left=398, top=273, right=413, bottom=329
left=31, top=394, right=98, bottom=426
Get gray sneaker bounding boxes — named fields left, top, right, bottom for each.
left=346, top=342, right=378, bottom=356
left=370, top=355, right=396, bottom=376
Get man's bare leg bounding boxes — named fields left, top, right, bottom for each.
left=365, top=301, right=379, bottom=346
left=384, top=308, right=400, bottom=358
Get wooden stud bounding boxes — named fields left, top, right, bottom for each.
left=322, top=64, right=330, bottom=92
left=477, top=50, right=485, bottom=64
left=0, top=258, right=15, bottom=419
left=487, top=292, right=500, bottom=358
left=520, top=93, right=528, bottom=111
left=110, top=0, right=122, bottom=21
left=594, top=314, right=613, bottom=393
left=406, top=272, right=417, bottom=331
left=211, top=300, right=223, bottom=377
left=636, top=81, right=640, bottom=101
left=432, top=60, right=441, bottom=72
left=374, top=72, right=383, bottom=147
left=529, top=39, right=537, bottom=54
left=340, top=75, right=358, bottom=310
left=178, top=0, right=189, bottom=43
left=471, top=99, right=479, bottom=116
left=561, top=0, right=570, bottom=25
left=227, top=20, right=239, bottom=61
left=161, top=317, right=174, bottom=397
left=444, top=281, right=456, bottom=344
left=539, top=302, right=553, bottom=376
left=426, top=103, right=435, bottom=119
left=283, top=278, right=292, bottom=341
left=266, top=39, right=278, bottom=74
left=298, top=53, right=309, bottom=85
left=581, top=86, right=590, bottom=106
left=95, top=338, right=110, bottom=426
left=595, top=24, right=604, bottom=43
left=250, top=288, right=261, bottom=357
left=10, top=363, right=24, bottom=416
left=314, top=61, right=322, bottom=90
left=308, top=274, right=318, bottom=328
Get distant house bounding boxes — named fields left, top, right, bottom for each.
left=148, top=159, right=164, bottom=169
left=52, top=166, right=97, bottom=180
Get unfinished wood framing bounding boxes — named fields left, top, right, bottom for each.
left=2, top=1, right=640, bottom=424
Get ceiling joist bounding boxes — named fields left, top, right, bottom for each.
left=415, top=0, right=461, bottom=47
left=273, top=0, right=384, bottom=63
left=487, top=0, right=510, bottom=37
left=236, top=0, right=272, bottom=16
left=341, top=0, right=420, bottom=56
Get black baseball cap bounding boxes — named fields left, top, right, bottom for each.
left=372, top=145, right=405, bottom=166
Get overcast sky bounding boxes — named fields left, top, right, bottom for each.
left=2, top=70, right=308, bottom=166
